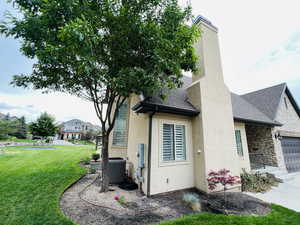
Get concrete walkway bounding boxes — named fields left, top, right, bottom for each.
left=52, top=140, right=74, bottom=146
left=247, top=173, right=300, bottom=212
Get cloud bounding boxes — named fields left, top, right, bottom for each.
left=0, top=91, right=100, bottom=124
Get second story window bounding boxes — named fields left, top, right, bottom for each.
left=112, top=101, right=128, bottom=147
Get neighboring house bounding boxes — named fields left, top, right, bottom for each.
left=59, top=119, right=100, bottom=140
left=107, top=15, right=300, bottom=196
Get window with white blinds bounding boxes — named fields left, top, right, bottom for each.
left=112, top=101, right=128, bottom=146
left=235, top=130, right=243, bottom=156
left=162, top=123, right=186, bottom=162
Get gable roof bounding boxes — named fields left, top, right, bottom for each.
left=242, top=83, right=300, bottom=120
left=231, top=93, right=281, bottom=126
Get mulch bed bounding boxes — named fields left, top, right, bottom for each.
left=60, top=173, right=271, bottom=225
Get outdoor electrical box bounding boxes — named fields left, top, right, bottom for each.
left=138, top=144, right=145, bottom=169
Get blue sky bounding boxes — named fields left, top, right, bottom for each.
left=1, top=0, right=300, bottom=124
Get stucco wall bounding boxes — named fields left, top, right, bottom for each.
left=126, top=95, right=149, bottom=193
left=150, top=114, right=194, bottom=195
left=234, top=122, right=251, bottom=172
left=275, top=93, right=300, bottom=133
left=187, top=20, right=241, bottom=193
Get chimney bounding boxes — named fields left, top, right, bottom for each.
left=187, top=15, right=241, bottom=193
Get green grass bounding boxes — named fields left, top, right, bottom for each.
left=0, top=145, right=299, bottom=225
left=0, top=145, right=93, bottom=225
left=0, top=136, right=38, bottom=143
left=159, top=204, right=300, bottom=225
left=69, top=139, right=95, bottom=145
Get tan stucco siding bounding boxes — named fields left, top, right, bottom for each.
left=275, top=93, right=300, bottom=133
left=150, top=114, right=194, bottom=195
left=126, top=96, right=149, bottom=193
left=234, top=122, right=251, bottom=172
left=188, top=20, right=241, bottom=193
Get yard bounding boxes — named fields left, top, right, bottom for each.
left=0, top=145, right=299, bottom=225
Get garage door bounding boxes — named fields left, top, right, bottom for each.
left=281, top=137, right=300, bottom=173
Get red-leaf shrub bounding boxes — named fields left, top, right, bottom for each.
left=207, top=169, right=241, bottom=191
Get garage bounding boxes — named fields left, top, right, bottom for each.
left=281, top=137, right=300, bottom=173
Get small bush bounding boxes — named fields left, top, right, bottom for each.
left=241, top=169, right=282, bottom=193
left=182, top=193, right=201, bottom=212
left=80, top=157, right=91, bottom=165
left=92, top=153, right=100, bottom=161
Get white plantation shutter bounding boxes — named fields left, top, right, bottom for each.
left=175, top=125, right=186, bottom=160
left=161, top=123, right=186, bottom=162
left=162, top=124, right=175, bottom=161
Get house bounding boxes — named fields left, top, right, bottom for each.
left=59, top=119, right=100, bottom=140
left=107, top=15, right=300, bottom=196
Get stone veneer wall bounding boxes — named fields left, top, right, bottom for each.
left=245, top=124, right=278, bottom=167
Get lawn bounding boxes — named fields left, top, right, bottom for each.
left=0, top=145, right=299, bottom=225
left=0, top=145, right=93, bottom=225
left=0, top=136, right=37, bottom=143
left=160, top=204, right=300, bottom=225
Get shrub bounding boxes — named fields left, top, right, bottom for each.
left=182, top=193, right=201, bottom=212
left=207, top=169, right=241, bottom=208
left=92, top=153, right=100, bottom=161
left=80, top=157, right=91, bottom=165
left=241, top=169, right=282, bottom=193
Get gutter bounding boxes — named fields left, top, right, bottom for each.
left=147, top=110, right=156, bottom=197
left=233, top=117, right=282, bottom=127
left=132, top=101, right=199, bottom=117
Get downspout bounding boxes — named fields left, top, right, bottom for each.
left=147, top=110, right=156, bottom=197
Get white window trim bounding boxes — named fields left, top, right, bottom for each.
left=158, top=119, right=191, bottom=167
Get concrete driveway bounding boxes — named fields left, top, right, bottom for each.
left=247, top=173, right=300, bottom=212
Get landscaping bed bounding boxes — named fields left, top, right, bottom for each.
left=60, top=173, right=274, bottom=225
left=1, top=145, right=299, bottom=225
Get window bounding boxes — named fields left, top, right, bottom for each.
left=112, top=101, right=128, bottom=146
left=161, top=123, right=186, bottom=162
left=284, top=97, right=288, bottom=109
left=235, top=130, right=243, bottom=156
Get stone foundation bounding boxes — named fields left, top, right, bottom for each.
left=245, top=124, right=278, bottom=167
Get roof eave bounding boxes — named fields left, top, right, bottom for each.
left=234, top=117, right=282, bottom=127
left=132, top=101, right=200, bottom=117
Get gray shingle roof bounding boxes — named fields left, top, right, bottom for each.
left=143, top=76, right=198, bottom=113
left=133, top=76, right=289, bottom=126
left=231, top=93, right=280, bottom=125
left=241, top=83, right=287, bottom=120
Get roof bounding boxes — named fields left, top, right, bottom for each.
left=132, top=76, right=299, bottom=126
left=133, top=76, right=200, bottom=116
left=242, top=83, right=300, bottom=119
left=231, top=93, right=281, bottom=126
left=242, top=83, right=287, bottom=120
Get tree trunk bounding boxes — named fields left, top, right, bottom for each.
left=100, top=133, right=110, bottom=192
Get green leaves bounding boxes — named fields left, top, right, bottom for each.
left=2, top=0, right=200, bottom=98
left=29, top=112, right=58, bottom=138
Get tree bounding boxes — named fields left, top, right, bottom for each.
left=13, top=116, right=28, bottom=139
left=207, top=169, right=241, bottom=208
left=1, top=0, right=200, bottom=192
left=0, top=119, right=17, bottom=140
left=29, top=113, right=58, bottom=139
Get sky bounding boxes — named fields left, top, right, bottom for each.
left=1, top=0, right=300, bottom=124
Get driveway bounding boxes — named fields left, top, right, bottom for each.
left=247, top=173, right=300, bottom=212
